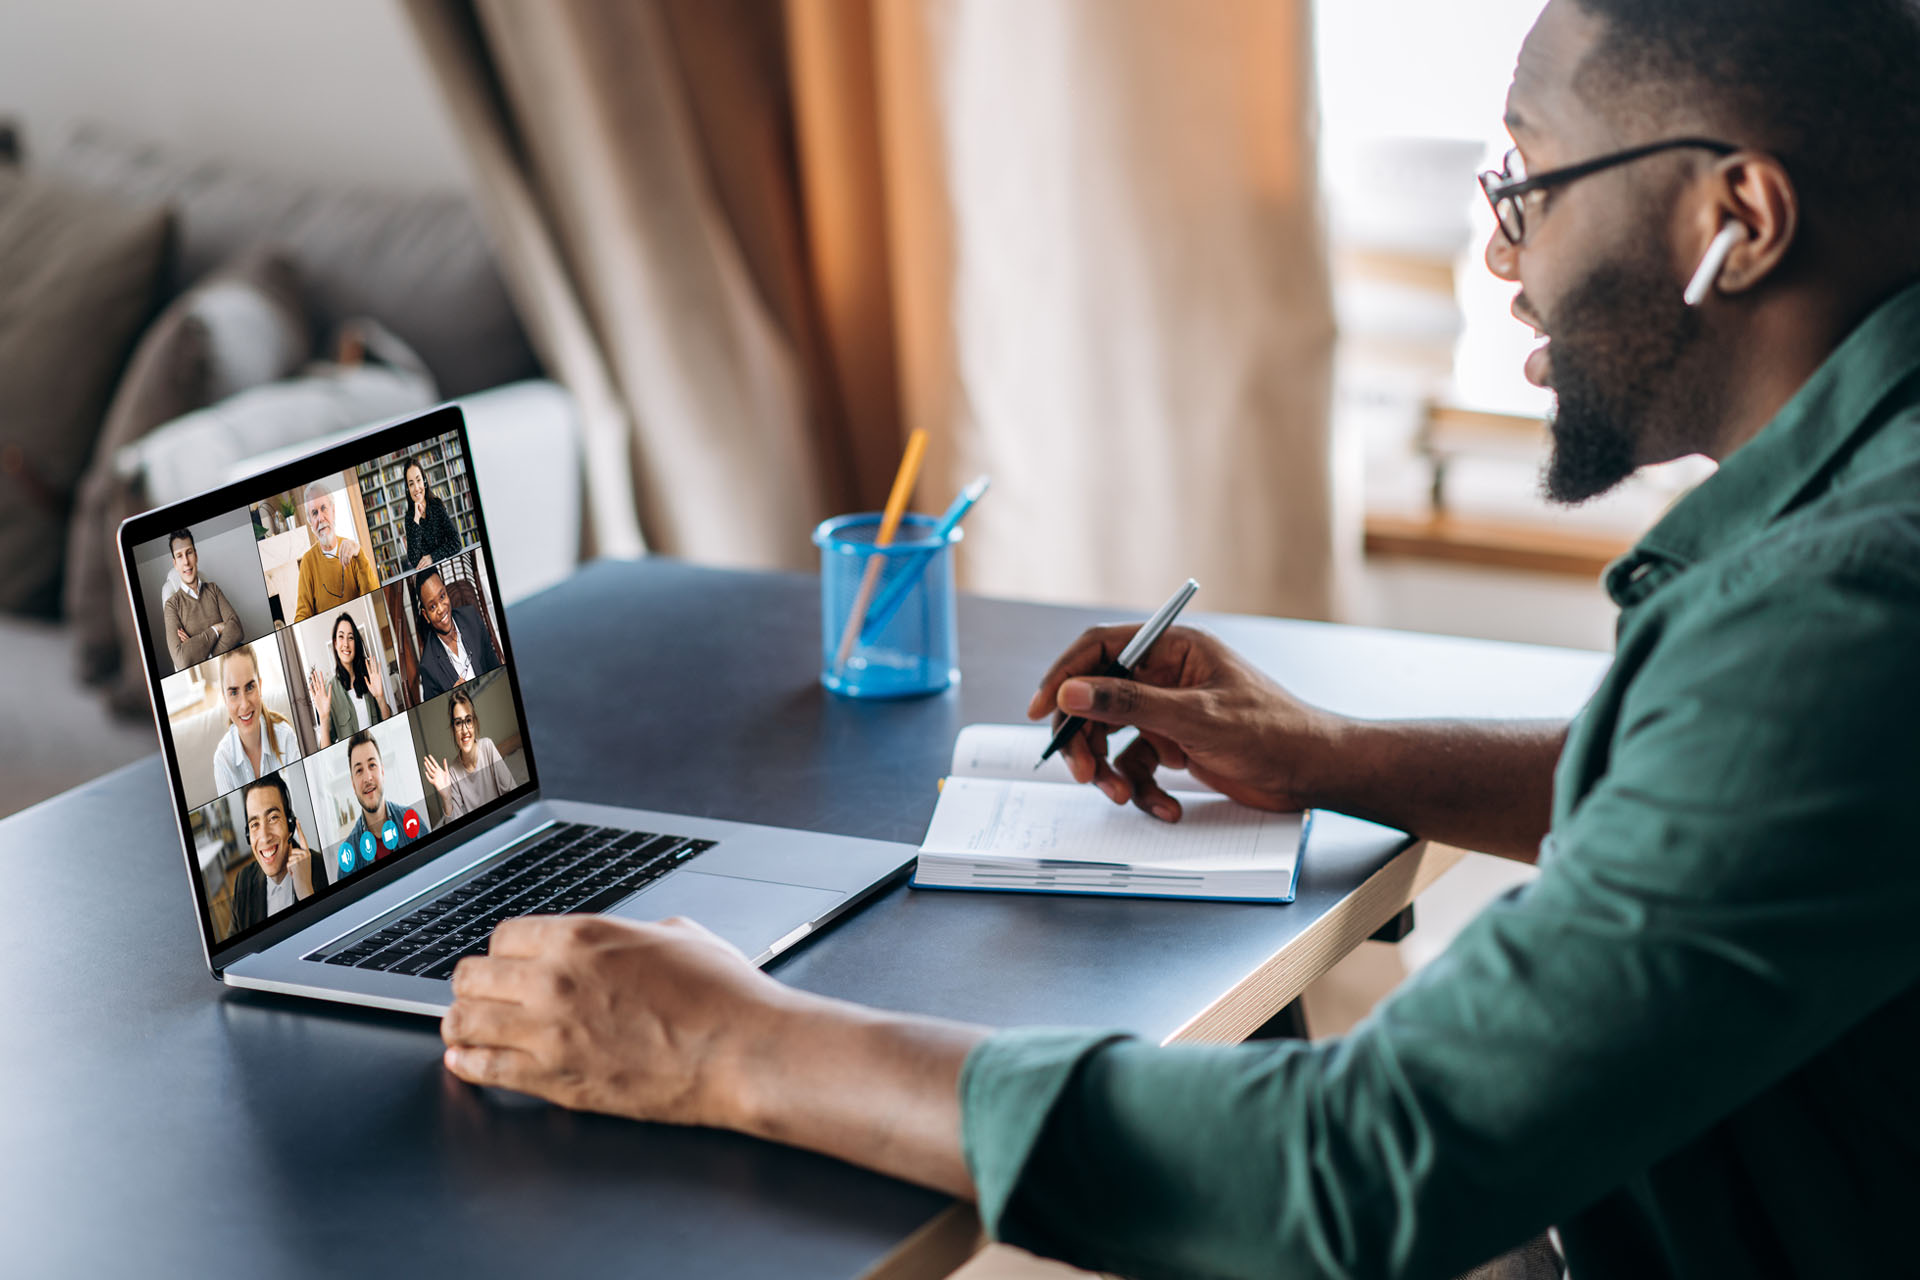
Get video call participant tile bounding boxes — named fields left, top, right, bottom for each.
left=192, top=767, right=327, bottom=946
left=129, top=510, right=276, bottom=679
left=251, top=468, right=382, bottom=629
left=356, top=431, right=479, bottom=582
left=306, top=716, right=432, bottom=881
left=160, top=638, right=306, bottom=815
left=283, top=590, right=412, bottom=757
left=414, top=671, right=529, bottom=830
left=385, top=549, right=504, bottom=705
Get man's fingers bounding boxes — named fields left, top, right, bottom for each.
left=1114, top=737, right=1182, bottom=822
left=1027, top=626, right=1140, bottom=720
left=1052, top=715, right=1133, bottom=804
left=1140, top=730, right=1189, bottom=770
left=1058, top=676, right=1205, bottom=739
left=442, top=1043, right=543, bottom=1094
left=442, top=992, right=546, bottom=1051
left=486, top=914, right=579, bottom=957
left=450, top=953, right=540, bottom=1000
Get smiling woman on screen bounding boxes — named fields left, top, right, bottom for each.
left=211, top=645, right=300, bottom=796
left=310, top=612, right=392, bottom=748
left=422, top=688, right=516, bottom=819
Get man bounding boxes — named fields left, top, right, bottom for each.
left=440, top=3, right=1920, bottom=1276
left=292, top=480, right=378, bottom=623
left=228, top=773, right=320, bottom=936
left=414, top=567, right=500, bottom=701
left=161, top=528, right=242, bottom=672
left=343, top=730, right=429, bottom=865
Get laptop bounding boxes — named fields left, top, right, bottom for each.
left=118, top=404, right=915, bottom=1016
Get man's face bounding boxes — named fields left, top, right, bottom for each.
left=420, top=574, right=454, bottom=638
left=1489, top=0, right=1720, bottom=504
left=245, top=788, right=290, bottom=878
left=171, top=540, right=198, bottom=588
left=306, top=492, right=336, bottom=549
left=350, top=743, right=386, bottom=817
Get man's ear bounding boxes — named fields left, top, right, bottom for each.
left=1698, top=151, right=1798, bottom=295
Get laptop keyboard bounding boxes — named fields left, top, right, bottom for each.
left=315, top=823, right=714, bottom=982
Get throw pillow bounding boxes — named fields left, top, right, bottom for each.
left=65, top=246, right=309, bottom=683
left=0, top=168, right=172, bottom=615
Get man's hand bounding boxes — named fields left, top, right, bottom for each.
left=175, top=626, right=190, bottom=644
left=442, top=915, right=785, bottom=1128
left=337, top=535, right=361, bottom=565
left=1027, top=625, right=1339, bottom=822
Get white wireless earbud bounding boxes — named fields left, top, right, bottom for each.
left=1684, top=221, right=1745, bottom=307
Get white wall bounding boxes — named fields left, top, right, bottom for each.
left=0, top=0, right=469, bottom=192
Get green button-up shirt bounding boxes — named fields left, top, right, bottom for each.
left=960, top=281, right=1920, bottom=1279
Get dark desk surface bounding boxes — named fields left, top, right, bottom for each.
left=0, top=560, right=1609, bottom=1279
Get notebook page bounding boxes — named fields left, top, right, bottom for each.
left=949, top=723, right=1203, bottom=792
left=921, top=777, right=1301, bottom=872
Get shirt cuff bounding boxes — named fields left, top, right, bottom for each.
left=959, top=1027, right=1133, bottom=1245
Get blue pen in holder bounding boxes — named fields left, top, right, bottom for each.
left=813, top=512, right=961, bottom=699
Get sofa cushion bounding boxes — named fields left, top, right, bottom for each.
left=65, top=247, right=310, bottom=683
left=47, top=127, right=539, bottom=398
left=0, top=168, right=172, bottom=615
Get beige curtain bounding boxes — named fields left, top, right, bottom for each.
left=403, top=0, right=1337, bottom=616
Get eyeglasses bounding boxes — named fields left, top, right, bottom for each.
left=452, top=715, right=475, bottom=730
left=1479, top=137, right=1738, bottom=245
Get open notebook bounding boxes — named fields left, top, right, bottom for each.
left=913, top=724, right=1309, bottom=902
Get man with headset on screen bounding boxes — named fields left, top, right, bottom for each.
left=439, top=2, right=1920, bottom=1276
left=228, top=773, right=320, bottom=936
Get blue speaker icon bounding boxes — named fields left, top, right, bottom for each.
left=339, top=843, right=355, bottom=874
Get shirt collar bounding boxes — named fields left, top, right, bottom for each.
left=1605, top=278, right=1920, bottom=607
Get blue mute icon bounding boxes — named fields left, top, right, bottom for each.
left=381, top=820, right=400, bottom=850
left=359, top=832, right=377, bottom=866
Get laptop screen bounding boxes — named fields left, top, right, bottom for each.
left=121, top=408, right=538, bottom=956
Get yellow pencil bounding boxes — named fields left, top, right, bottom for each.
left=834, top=428, right=928, bottom=672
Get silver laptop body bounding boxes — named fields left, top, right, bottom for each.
left=119, top=405, right=914, bottom=1017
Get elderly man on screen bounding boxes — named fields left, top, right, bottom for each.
left=292, top=480, right=378, bottom=623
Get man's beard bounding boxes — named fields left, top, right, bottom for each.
left=1541, top=251, right=1710, bottom=505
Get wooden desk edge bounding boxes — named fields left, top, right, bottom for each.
left=858, top=840, right=1468, bottom=1280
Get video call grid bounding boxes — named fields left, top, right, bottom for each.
left=137, top=430, right=526, bottom=945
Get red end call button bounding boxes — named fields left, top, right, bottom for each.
left=402, top=809, right=421, bottom=840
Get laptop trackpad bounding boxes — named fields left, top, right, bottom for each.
left=606, top=872, right=843, bottom=958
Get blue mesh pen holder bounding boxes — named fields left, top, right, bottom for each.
left=813, top=512, right=961, bottom=699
